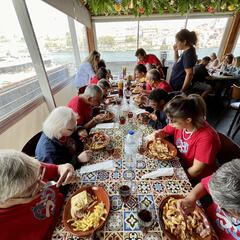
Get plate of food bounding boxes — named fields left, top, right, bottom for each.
left=132, top=86, right=142, bottom=94
left=159, top=195, right=213, bottom=240
left=104, top=96, right=116, bottom=104
left=137, top=112, right=151, bottom=124
left=84, top=132, right=110, bottom=150
left=110, top=89, right=119, bottom=95
left=102, top=111, right=115, bottom=123
left=147, top=138, right=177, bottom=160
left=133, top=95, right=147, bottom=103
left=63, top=185, right=110, bottom=237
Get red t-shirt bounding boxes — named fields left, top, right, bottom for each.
left=88, top=76, right=98, bottom=85
left=0, top=163, right=64, bottom=240
left=201, top=176, right=240, bottom=240
left=67, top=95, right=92, bottom=125
left=138, top=54, right=165, bottom=79
left=146, top=80, right=173, bottom=92
left=163, top=121, right=220, bottom=179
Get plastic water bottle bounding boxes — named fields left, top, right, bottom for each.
left=124, top=130, right=138, bottom=169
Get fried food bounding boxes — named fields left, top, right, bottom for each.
left=148, top=140, right=175, bottom=160
left=104, top=112, right=113, bottom=121
left=132, top=86, right=142, bottom=94
left=163, top=197, right=210, bottom=240
left=68, top=192, right=107, bottom=232
left=86, top=132, right=108, bottom=150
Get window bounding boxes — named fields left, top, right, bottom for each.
left=0, top=1, right=41, bottom=121
left=75, top=21, right=89, bottom=61
left=234, top=34, right=240, bottom=56
left=186, top=18, right=228, bottom=59
left=95, top=21, right=138, bottom=74
left=26, top=0, right=76, bottom=89
left=138, top=19, right=186, bottom=61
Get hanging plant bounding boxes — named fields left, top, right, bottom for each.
left=83, top=0, right=240, bottom=17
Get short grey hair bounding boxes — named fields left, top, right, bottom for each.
left=147, top=69, right=160, bottom=81
left=84, top=84, right=102, bottom=98
left=209, top=159, right=240, bottom=215
left=43, top=106, right=77, bottom=139
left=97, top=79, right=110, bottom=90
left=0, top=150, right=41, bottom=203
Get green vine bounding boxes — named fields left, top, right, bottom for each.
left=83, top=0, right=240, bottom=17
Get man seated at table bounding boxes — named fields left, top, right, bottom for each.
left=190, top=56, right=213, bottom=98
left=89, top=67, right=109, bottom=85
left=145, top=69, right=173, bottom=93
left=97, top=79, right=111, bottom=98
left=67, top=85, right=106, bottom=129
left=135, top=48, right=165, bottom=79
left=0, top=149, right=77, bottom=240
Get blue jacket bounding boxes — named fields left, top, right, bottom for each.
left=35, top=132, right=84, bottom=169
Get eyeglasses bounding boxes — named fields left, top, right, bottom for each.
left=220, top=208, right=240, bottom=227
left=11, top=165, right=46, bottom=200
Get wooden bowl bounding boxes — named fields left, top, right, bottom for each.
left=137, top=112, right=151, bottom=124
left=101, top=111, right=115, bottom=123
left=84, top=132, right=110, bottom=150
left=147, top=138, right=177, bottom=160
left=63, top=185, right=110, bottom=237
left=159, top=195, right=213, bottom=240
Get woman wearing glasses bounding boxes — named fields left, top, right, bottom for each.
left=0, top=150, right=77, bottom=240
left=178, top=159, right=240, bottom=239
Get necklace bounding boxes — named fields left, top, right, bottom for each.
left=182, top=128, right=196, bottom=141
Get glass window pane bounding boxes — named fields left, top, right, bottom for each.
left=26, top=0, right=76, bottom=89
left=186, top=18, right=228, bottom=59
left=95, top=21, right=138, bottom=75
left=139, top=19, right=186, bottom=61
left=234, top=34, right=240, bottom=56
left=75, top=21, right=89, bottom=61
left=0, top=1, right=41, bottom=121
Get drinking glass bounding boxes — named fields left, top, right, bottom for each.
left=119, top=182, right=131, bottom=202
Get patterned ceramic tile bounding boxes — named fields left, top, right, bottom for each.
left=123, top=195, right=138, bottom=211
left=146, top=159, right=159, bottom=170
left=110, top=195, right=123, bottom=211
left=136, top=160, right=146, bottom=169
left=143, top=232, right=162, bottom=240
left=123, top=170, right=136, bottom=180
left=179, top=180, right=192, bottom=194
left=169, top=159, right=181, bottom=168
left=114, top=159, right=123, bottom=170
left=124, top=211, right=140, bottom=231
left=137, top=181, right=152, bottom=194
left=108, top=181, right=121, bottom=195
left=105, top=212, right=123, bottom=231
left=135, top=169, right=151, bottom=180
left=150, top=181, right=167, bottom=195
left=111, top=170, right=122, bottom=180
left=138, top=195, right=155, bottom=210
left=158, top=160, right=172, bottom=168
left=174, top=168, right=188, bottom=180
left=165, top=180, right=182, bottom=194
left=82, top=171, right=97, bottom=182
left=105, top=232, right=123, bottom=240
left=123, top=232, right=143, bottom=240
left=97, top=170, right=110, bottom=181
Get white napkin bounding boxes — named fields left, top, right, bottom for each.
left=141, top=168, right=174, bottom=179
left=95, top=123, right=119, bottom=129
left=80, top=160, right=116, bottom=174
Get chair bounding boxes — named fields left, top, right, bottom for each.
left=22, top=131, right=42, bottom=157
left=216, top=132, right=240, bottom=167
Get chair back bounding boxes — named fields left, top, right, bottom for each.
left=232, top=84, right=240, bottom=100
left=216, top=132, right=240, bottom=167
left=22, top=131, right=42, bottom=157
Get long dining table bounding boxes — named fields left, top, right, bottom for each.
left=52, top=93, right=192, bottom=240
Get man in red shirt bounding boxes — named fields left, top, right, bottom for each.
left=178, top=159, right=240, bottom=240
left=67, top=84, right=105, bottom=129
left=135, top=48, right=165, bottom=79
left=145, top=69, right=173, bottom=93
left=0, top=150, right=77, bottom=240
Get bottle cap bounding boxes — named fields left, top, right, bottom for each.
left=129, top=130, right=134, bottom=135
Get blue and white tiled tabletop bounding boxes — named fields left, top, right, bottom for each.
left=52, top=122, right=191, bottom=240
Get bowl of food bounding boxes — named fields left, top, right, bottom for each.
left=159, top=195, right=213, bottom=240
left=133, top=95, right=147, bottom=103
left=132, top=86, right=142, bottom=94
left=104, top=96, right=116, bottom=104
left=147, top=139, right=177, bottom=160
left=137, top=112, right=151, bottom=124
left=100, top=111, right=115, bottom=123
left=84, top=132, right=110, bottom=150
left=63, top=185, right=110, bottom=237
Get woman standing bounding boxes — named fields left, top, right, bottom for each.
left=170, top=29, right=198, bottom=92
left=74, top=50, right=100, bottom=94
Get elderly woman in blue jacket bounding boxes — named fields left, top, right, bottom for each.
left=36, top=106, right=91, bottom=169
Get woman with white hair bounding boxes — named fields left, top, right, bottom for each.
left=74, top=50, right=101, bottom=94
left=0, top=149, right=77, bottom=240
left=178, top=159, right=240, bottom=239
left=35, top=106, right=91, bottom=168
